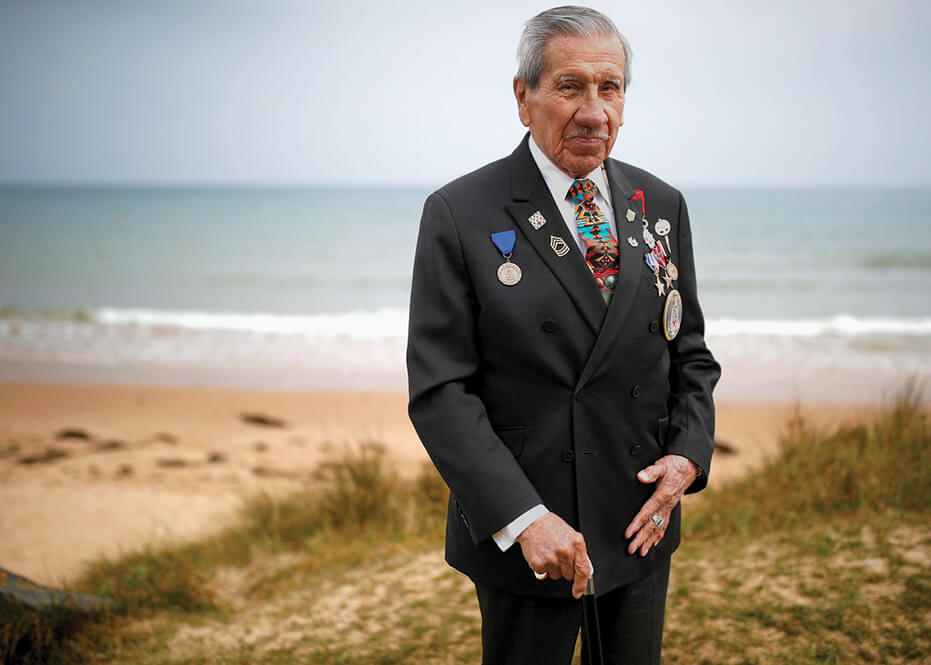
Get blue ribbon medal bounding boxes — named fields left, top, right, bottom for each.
left=491, top=230, right=521, bottom=286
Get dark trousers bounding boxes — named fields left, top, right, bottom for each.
left=474, top=559, right=670, bottom=665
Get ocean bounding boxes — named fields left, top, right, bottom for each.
left=1, top=185, right=929, bottom=401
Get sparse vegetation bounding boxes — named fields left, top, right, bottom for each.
left=2, top=396, right=928, bottom=664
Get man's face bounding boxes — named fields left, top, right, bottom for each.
left=514, top=33, right=626, bottom=178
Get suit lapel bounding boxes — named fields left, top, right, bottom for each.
left=579, top=159, right=650, bottom=383
left=505, top=137, right=607, bottom=334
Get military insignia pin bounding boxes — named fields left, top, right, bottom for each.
left=626, top=236, right=638, bottom=247
left=550, top=235, right=570, bottom=257
left=663, top=289, right=683, bottom=341
left=626, top=208, right=636, bottom=222
left=528, top=211, right=547, bottom=230
left=654, top=219, right=671, bottom=236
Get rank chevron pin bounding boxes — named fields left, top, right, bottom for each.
left=550, top=235, right=570, bottom=257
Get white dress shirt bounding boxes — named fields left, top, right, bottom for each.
left=491, top=135, right=617, bottom=553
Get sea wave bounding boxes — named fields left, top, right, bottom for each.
left=2, top=307, right=931, bottom=340
left=0, top=305, right=410, bottom=338
left=706, top=315, right=931, bottom=338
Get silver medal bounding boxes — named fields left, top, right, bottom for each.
left=663, top=289, right=683, bottom=341
left=642, top=227, right=656, bottom=249
left=655, top=219, right=671, bottom=236
left=497, top=261, right=522, bottom=286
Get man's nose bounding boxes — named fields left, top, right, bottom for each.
left=574, top=89, right=608, bottom=127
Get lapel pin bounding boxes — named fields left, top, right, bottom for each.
left=550, top=235, right=571, bottom=257
left=655, top=219, right=671, bottom=236
left=626, top=236, right=638, bottom=247
left=625, top=208, right=636, bottom=222
left=528, top=211, right=547, bottom=230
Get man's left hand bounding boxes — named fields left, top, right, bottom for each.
left=624, top=454, right=698, bottom=557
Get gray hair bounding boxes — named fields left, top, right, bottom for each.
left=516, top=6, right=632, bottom=91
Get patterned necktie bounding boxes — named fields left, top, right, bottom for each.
left=568, top=178, right=619, bottom=303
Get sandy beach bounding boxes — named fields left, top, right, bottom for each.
left=0, top=380, right=885, bottom=587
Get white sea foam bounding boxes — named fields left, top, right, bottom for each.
left=92, top=306, right=410, bottom=338
left=706, top=315, right=931, bottom=338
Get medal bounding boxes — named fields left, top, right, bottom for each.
left=642, top=227, right=656, bottom=249
left=665, top=261, right=678, bottom=281
left=654, top=219, right=671, bottom=236
left=663, top=289, right=683, bottom=340
left=497, top=262, right=522, bottom=286
left=490, top=230, right=521, bottom=286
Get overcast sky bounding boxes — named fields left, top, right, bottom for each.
left=1, top=0, right=929, bottom=187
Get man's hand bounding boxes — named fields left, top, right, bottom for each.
left=624, top=454, right=698, bottom=557
left=516, top=512, right=592, bottom=599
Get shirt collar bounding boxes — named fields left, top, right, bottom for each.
left=527, top=134, right=613, bottom=206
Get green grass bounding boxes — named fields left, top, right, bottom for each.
left=2, top=395, right=928, bottom=664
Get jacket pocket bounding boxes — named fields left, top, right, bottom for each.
left=495, top=426, right=525, bottom=458
left=656, top=416, right=670, bottom=448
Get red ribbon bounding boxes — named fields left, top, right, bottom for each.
left=631, top=190, right=645, bottom=214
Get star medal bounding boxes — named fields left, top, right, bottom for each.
left=491, top=230, right=521, bottom=286
left=644, top=244, right=668, bottom=296
left=643, top=251, right=664, bottom=296
left=663, top=289, right=683, bottom=341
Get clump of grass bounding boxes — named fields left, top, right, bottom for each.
left=240, top=442, right=448, bottom=547
left=75, top=548, right=217, bottom=614
left=687, top=390, right=930, bottom=539
left=0, top=595, right=106, bottom=665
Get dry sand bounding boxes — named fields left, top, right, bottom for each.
left=0, top=381, right=880, bottom=586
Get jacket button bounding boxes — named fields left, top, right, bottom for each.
left=631, top=384, right=642, bottom=398
left=650, top=320, right=660, bottom=333
left=629, top=444, right=642, bottom=456
left=562, top=450, right=575, bottom=463
left=575, top=388, right=585, bottom=401
left=542, top=319, right=557, bottom=333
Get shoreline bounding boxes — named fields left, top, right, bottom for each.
left=0, top=380, right=892, bottom=586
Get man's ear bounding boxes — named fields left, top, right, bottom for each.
left=513, top=78, right=532, bottom=128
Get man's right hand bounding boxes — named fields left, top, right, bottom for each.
left=516, top=512, right=591, bottom=599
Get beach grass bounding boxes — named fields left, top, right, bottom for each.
left=2, top=394, right=928, bottom=664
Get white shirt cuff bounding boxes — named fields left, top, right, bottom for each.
left=492, top=504, right=549, bottom=552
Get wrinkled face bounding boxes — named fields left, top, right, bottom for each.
left=514, top=33, right=626, bottom=178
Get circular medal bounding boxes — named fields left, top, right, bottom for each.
left=655, top=219, right=671, bottom=236
left=663, top=289, right=683, bottom=341
left=497, top=261, right=522, bottom=286
left=665, top=261, right=679, bottom=281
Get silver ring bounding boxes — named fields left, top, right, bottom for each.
left=651, top=514, right=665, bottom=529
left=534, top=570, right=548, bottom=580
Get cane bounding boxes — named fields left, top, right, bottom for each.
left=581, top=573, right=605, bottom=665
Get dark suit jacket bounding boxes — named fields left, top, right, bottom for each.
left=407, top=134, right=720, bottom=598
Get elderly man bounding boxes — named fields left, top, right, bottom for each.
left=407, top=6, right=719, bottom=664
